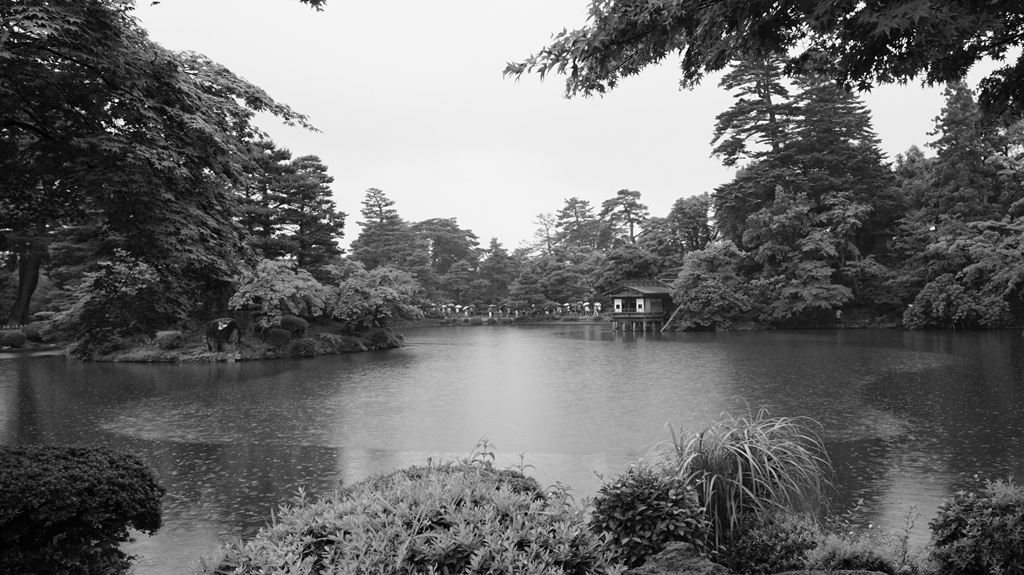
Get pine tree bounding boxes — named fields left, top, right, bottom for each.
left=478, top=238, right=517, bottom=304
left=711, top=55, right=797, bottom=167
left=237, top=140, right=294, bottom=259
left=411, top=218, right=480, bottom=277
left=600, top=189, right=649, bottom=246
left=925, top=82, right=1003, bottom=220
left=349, top=188, right=431, bottom=282
left=279, top=155, right=345, bottom=277
left=556, top=197, right=599, bottom=249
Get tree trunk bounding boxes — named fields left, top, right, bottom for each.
left=7, top=250, right=43, bottom=325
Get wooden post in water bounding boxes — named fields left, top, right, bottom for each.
left=662, top=303, right=686, bottom=332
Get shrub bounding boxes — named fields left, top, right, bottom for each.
left=278, top=314, right=308, bottom=338
left=287, top=337, right=319, bottom=357
left=666, top=408, right=833, bottom=548
left=0, top=445, right=165, bottom=575
left=0, top=330, right=27, bottom=348
left=267, top=328, right=291, bottom=348
left=805, top=532, right=897, bottom=574
left=21, top=322, right=48, bottom=342
left=470, top=316, right=484, bottom=325
left=720, top=512, right=820, bottom=575
left=197, top=463, right=621, bottom=575
left=154, top=330, right=184, bottom=350
left=930, top=477, right=1024, bottom=575
left=486, top=317, right=497, bottom=325
left=364, top=328, right=401, bottom=350
left=318, top=333, right=364, bottom=353
left=590, top=464, right=709, bottom=568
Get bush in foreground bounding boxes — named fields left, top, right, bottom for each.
left=930, top=477, right=1024, bottom=575
left=197, top=462, right=623, bottom=575
left=0, top=445, right=165, bottom=575
left=590, top=464, right=708, bottom=567
left=719, top=512, right=820, bottom=575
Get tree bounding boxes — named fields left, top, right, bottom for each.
left=671, top=241, right=752, bottom=330
left=228, top=260, right=333, bottom=328
left=505, top=0, right=1024, bottom=118
left=349, top=189, right=430, bottom=282
left=923, top=82, right=1006, bottom=220
left=531, top=213, right=558, bottom=256
left=478, top=238, right=517, bottom=304
left=507, top=269, right=548, bottom=313
left=711, top=55, right=797, bottom=167
left=556, top=197, right=600, bottom=249
left=278, top=155, right=345, bottom=276
left=1, top=1, right=311, bottom=330
left=328, top=265, right=424, bottom=332
left=893, top=145, right=937, bottom=211
left=639, top=193, right=718, bottom=269
left=715, top=70, right=896, bottom=264
left=236, top=140, right=296, bottom=260
left=235, top=144, right=345, bottom=277
left=593, top=244, right=663, bottom=296
left=600, top=189, right=649, bottom=246
left=440, top=259, right=478, bottom=303
left=411, top=218, right=480, bottom=278
left=532, top=255, right=589, bottom=305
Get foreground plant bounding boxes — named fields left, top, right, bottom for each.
left=0, top=446, right=165, bottom=575
left=666, top=407, right=834, bottom=548
left=590, top=463, right=709, bottom=568
left=930, top=477, right=1024, bottom=575
left=197, top=460, right=624, bottom=575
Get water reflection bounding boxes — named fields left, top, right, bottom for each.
left=1, top=326, right=1022, bottom=574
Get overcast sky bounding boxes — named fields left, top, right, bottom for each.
left=134, top=0, right=960, bottom=252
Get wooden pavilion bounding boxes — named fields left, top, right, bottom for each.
left=604, top=281, right=674, bottom=332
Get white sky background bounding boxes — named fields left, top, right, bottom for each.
left=133, top=0, right=962, bottom=252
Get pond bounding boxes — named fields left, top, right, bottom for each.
left=2, top=325, right=1023, bottom=574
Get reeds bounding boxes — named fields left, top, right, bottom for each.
left=665, top=407, right=834, bottom=548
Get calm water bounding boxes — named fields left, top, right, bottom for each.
left=2, top=325, right=1023, bottom=574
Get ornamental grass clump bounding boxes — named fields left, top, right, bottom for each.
left=197, top=461, right=623, bottom=575
left=666, top=408, right=834, bottom=548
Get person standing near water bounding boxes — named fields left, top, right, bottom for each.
left=835, top=309, right=843, bottom=325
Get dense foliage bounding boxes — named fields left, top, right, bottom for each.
left=0, top=0, right=312, bottom=335
left=505, top=0, right=1024, bottom=119
left=719, top=513, right=820, bottom=575
left=198, top=462, right=623, bottom=575
left=929, top=478, right=1024, bottom=575
left=0, top=445, right=165, bottom=575
left=590, top=465, right=709, bottom=567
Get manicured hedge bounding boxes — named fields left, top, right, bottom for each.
left=278, top=314, right=308, bottom=337
left=0, top=445, right=165, bottom=575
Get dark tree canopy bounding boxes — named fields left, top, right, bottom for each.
left=1, top=0, right=311, bottom=330
left=506, top=0, right=1024, bottom=118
